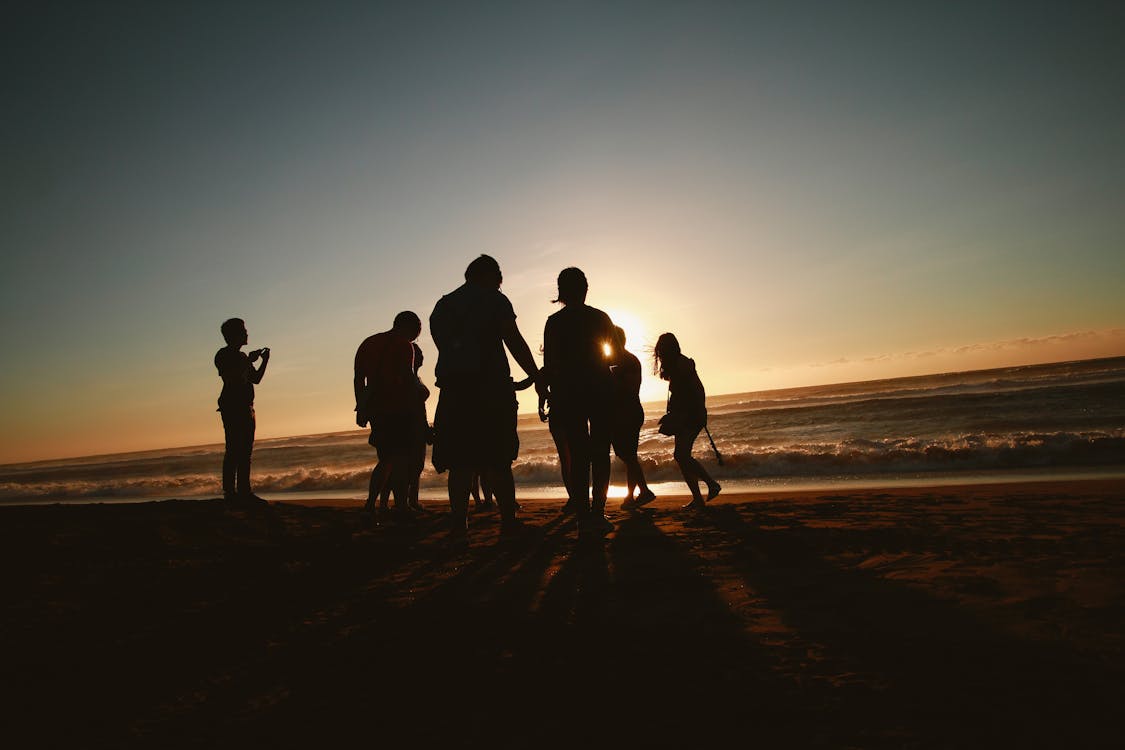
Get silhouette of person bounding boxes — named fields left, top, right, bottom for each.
left=429, top=255, right=544, bottom=535
left=378, top=342, right=431, bottom=513
left=610, top=326, right=656, bottom=510
left=354, top=311, right=425, bottom=518
left=653, top=332, right=720, bottom=510
left=214, top=318, right=269, bottom=504
left=541, top=267, right=616, bottom=534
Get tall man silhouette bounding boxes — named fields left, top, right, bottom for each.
left=430, top=255, right=544, bottom=534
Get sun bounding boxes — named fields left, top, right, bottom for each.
left=603, top=308, right=649, bottom=354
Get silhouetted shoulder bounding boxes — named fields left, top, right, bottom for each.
left=215, top=347, right=248, bottom=375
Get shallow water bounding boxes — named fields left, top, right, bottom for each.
left=3, top=356, right=1123, bottom=504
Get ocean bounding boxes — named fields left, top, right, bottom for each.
left=3, top=356, right=1124, bottom=505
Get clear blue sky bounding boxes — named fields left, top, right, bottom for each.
left=2, top=1, right=1124, bottom=462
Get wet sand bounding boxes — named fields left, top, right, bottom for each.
left=3, top=478, right=1124, bottom=748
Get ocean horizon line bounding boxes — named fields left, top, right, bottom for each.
left=4, top=352, right=1123, bottom=469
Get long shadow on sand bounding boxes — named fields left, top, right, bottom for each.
left=691, top=504, right=1123, bottom=748
left=131, top=507, right=840, bottom=748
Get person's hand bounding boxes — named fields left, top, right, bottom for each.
left=260, top=347, right=270, bottom=363
left=249, top=349, right=262, bottom=363
left=356, top=412, right=368, bottom=428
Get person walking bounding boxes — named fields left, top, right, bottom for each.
left=653, top=332, right=720, bottom=510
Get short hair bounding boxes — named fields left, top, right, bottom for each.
left=393, top=310, right=421, bottom=331
left=553, top=267, right=588, bottom=305
left=464, top=254, right=502, bottom=285
left=220, top=318, right=245, bottom=344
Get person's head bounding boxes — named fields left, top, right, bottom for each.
left=412, top=342, right=424, bottom=374
left=221, top=317, right=247, bottom=346
left=613, top=325, right=627, bottom=349
left=393, top=310, right=422, bottom=341
left=552, top=267, right=588, bottom=306
left=464, top=254, right=503, bottom=289
left=653, top=332, right=681, bottom=380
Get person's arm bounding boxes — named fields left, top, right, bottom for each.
left=626, top=353, right=642, bottom=395
left=501, top=317, right=545, bottom=398
left=354, top=348, right=368, bottom=426
left=395, top=340, right=418, bottom=404
left=249, top=349, right=270, bottom=384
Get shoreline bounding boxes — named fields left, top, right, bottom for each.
left=5, top=468, right=1124, bottom=508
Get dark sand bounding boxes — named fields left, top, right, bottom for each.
left=3, top=479, right=1124, bottom=748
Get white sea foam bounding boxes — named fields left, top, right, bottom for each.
left=3, top=356, right=1123, bottom=503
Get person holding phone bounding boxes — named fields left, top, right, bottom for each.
left=215, top=317, right=270, bottom=505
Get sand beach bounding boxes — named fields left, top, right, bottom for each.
left=3, top=478, right=1123, bottom=748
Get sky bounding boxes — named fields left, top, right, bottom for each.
left=2, top=1, right=1124, bottom=464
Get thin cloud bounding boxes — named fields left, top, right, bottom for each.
left=807, top=328, right=1125, bottom=368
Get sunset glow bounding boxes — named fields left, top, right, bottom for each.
left=2, top=3, right=1123, bottom=464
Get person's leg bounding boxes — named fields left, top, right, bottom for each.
left=235, top=410, right=255, bottom=497
left=221, top=414, right=238, bottom=498
left=589, top=407, right=611, bottom=512
left=674, top=429, right=704, bottom=505
left=389, top=461, right=410, bottom=512
left=629, top=415, right=653, bottom=497
left=408, top=438, right=426, bottom=511
left=408, top=461, right=424, bottom=511
left=470, top=471, right=482, bottom=505
left=447, top=468, right=472, bottom=530
left=379, top=467, right=392, bottom=509
left=487, top=466, right=519, bottom=525
left=367, top=460, right=390, bottom=512
left=691, top=456, right=720, bottom=500
left=548, top=414, right=576, bottom=509
left=561, top=409, right=592, bottom=515
left=623, top=455, right=637, bottom=501
left=634, top=455, right=655, bottom=502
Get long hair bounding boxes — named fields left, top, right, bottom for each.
left=653, top=332, right=681, bottom=380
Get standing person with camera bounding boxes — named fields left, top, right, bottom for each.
left=215, top=317, right=270, bottom=505
left=654, top=332, right=720, bottom=510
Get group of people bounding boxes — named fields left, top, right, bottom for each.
left=215, top=254, right=721, bottom=535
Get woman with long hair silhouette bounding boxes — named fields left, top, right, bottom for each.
left=653, top=332, right=720, bottom=510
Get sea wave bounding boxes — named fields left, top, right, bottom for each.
left=698, top=430, right=1125, bottom=479
left=6, top=430, right=1120, bottom=501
